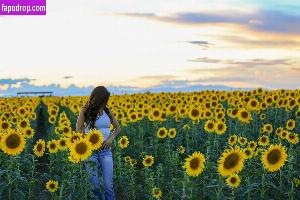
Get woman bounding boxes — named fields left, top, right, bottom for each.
left=76, top=86, right=121, bottom=200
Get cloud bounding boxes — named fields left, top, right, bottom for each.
left=134, top=75, right=178, bottom=81
left=0, top=78, right=35, bottom=85
left=187, top=57, right=293, bottom=67
left=219, top=35, right=300, bottom=48
left=226, top=58, right=293, bottom=68
left=187, top=57, right=221, bottom=63
left=187, top=41, right=211, bottom=49
left=63, top=76, right=73, bottom=79
left=184, top=64, right=300, bottom=89
left=120, top=10, right=300, bottom=34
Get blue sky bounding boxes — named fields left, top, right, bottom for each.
left=0, top=0, right=299, bottom=96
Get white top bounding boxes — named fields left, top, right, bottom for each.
left=84, top=111, right=111, bottom=141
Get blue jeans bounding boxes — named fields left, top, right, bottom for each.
left=85, top=148, right=116, bottom=200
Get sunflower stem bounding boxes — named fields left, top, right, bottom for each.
left=260, top=173, right=265, bottom=198
left=8, top=156, right=13, bottom=200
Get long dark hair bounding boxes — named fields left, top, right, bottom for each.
left=83, top=86, right=113, bottom=129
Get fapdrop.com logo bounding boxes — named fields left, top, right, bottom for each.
left=0, top=0, right=46, bottom=15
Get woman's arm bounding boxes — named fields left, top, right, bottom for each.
left=108, top=108, right=121, bottom=137
left=101, top=108, right=121, bottom=149
left=76, top=107, right=86, bottom=134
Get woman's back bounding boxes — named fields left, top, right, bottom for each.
left=85, top=111, right=111, bottom=141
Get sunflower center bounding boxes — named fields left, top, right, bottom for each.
left=21, top=121, right=27, bottom=128
left=218, top=124, right=223, bottom=130
left=230, top=177, right=237, bottom=184
left=89, top=134, right=99, bottom=144
left=146, top=158, right=152, bottom=164
left=245, top=150, right=251, bottom=156
left=261, top=137, right=266, bottom=143
left=159, top=130, right=165, bottom=136
left=241, top=111, right=248, bottom=118
left=26, top=130, right=32, bottom=136
left=267, top=149, right=281, bottom=164
left=2, top=122, right=8, bottom=129
left=224, top=153, right=239, bottom=169
left=60, top=140, right=66, bottom=146
left=37, top=144, right=43, bottom=151
left=191, top=109, right=199, bottom=117
left=63, top=127, right=69, bottom=133
left=6, top=134, right=21, bottom=149
left=170, top=106, right=176, bottom=112
left=50, top=143, right=56, bottom=149
left=121, top=139, right=126, bottom=144
left=208, top=123, right=214, bottom=129
left=189, top=157, right=200, bottom=170
left=49, top=183, right=55, bottom=189
left=75, top=142, right=87, bottom=155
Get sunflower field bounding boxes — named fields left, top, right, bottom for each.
left=0, top=88, right=299, bottom=200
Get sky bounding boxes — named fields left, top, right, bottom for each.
left=0, top=0, right=300, bottom=96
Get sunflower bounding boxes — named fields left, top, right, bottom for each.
left=168, top=128, right=176, bottom=139
left=237, top=108, right=252, bottom=124
left=258, top=135, right=269, bottom=146
left=247, top=98, right=260, bottom=111
left=261, top=144, right=288, bottom=172
left=67, top=132, right=83, bottom=144
left=1, top=129, right=26, bottom=156
left=0, top=120, right=11, bottom=131
left=287, top=133, right=299, bottom=144
left=124, top=155, right=132, bottom=162
left=33, top=139, right=46, bottom=157
left=228, top=135, right=237, bottom=146
left=69, top=137, right=92, bottom=162
left=156, top=127, right=168, bottom=139
left=182, top=151, right=206, bottom=177
left=178, top=145, right=185, bottom=154
left=204, top=119, right=215, bottom=133
left=238, top=137, right=247, bottom=146
left=17, top=119, right=29, bottom=130
left=152, top=187, right=162, bottom=199
left=215, top=120, right=227, bottom=135
left=61, top=125, right=72, bottom=136
left=118, top=136, right=129, bottom=149
left=275, top=127, right=283, bottom=137
left=286, top=119, right=295, bottom=131
left=68, top=154, right=80, bottom=163
left=86, top=129, right=104, bottom=150
left=129, top=159, right=137, bottom=167
left=46, top=180, right=59, bottom=193
left=58, top=138, right=68, bottom=150
left=182, top=124, right=190, bottom=130
left=280, top=130, right=289, bottom=139
left=259, top=113, right=266, bottom=120
left=247, top=141, right=257, bottom=150
left=48, top=116, right=56, bottom=124
left=189, top=107, right=201, bottom=121
left=24, top=127, right=35, bottom=139
left=263, top=124, right=273, bottom=134
left=226, top=174, right=241, bottom=188
left=217, top=146, right=245, bottom=177
left=243, top=147, right=254, bottom=159
left=150, top=108, right=162, bottom=121
left=142, top=155, right=154, bottom=167
left=47, top=140, right=59, bottom=154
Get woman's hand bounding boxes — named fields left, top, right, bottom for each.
left=100, top=134, right=115, bottom=150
